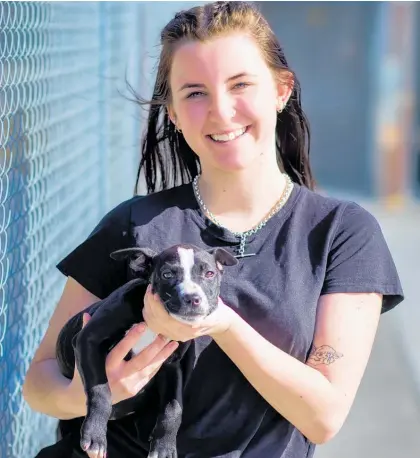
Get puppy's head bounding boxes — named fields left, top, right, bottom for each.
left=110, top=244, right=238, bottom=322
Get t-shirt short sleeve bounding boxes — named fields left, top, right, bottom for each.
left=321, top=202, right=404, bottom=313
left=56, top=199, right=133, bottom=299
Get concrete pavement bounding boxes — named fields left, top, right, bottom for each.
left=315, top=198, right=420, bottom=458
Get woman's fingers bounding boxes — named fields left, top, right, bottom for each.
left=82, top=312, right=91, bottom=327
left=86, top=450, right=104, bottom=458
left=147, top=340, right=179, bottom=371
left=106, top=323, right=146, bottom=369
left=125, top=338, right=179, bottom=375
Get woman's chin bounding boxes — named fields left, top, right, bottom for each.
left=213, top=149, right=262, bottom=172
left=212, top=158, right=257, bottom=173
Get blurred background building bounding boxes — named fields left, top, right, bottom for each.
left=0, top=2, right=419, bottom=457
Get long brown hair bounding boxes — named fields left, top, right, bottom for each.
left=131, top=1, right=315, bottom=194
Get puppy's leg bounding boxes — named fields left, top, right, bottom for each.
left=148, top=361, right=184, bottom=458
left=74, top=328, right=112, bottom=457
left=71, top=279, right=146, bottom=456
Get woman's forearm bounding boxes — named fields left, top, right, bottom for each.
left=212, top=314, right=345, bottom=445
left=23, top=359, right=87, bottom=420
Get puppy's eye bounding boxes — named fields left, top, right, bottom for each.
left=205, top=271, right=215, bottom=278
left=162, top=271, right=174, bottom=279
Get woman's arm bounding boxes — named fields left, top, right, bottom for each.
left=22, top=277, right=102, bottom=419
left=24, top=359, right=89, bottom=419
left=212, top=292, right=382, bottom=445
left=23, top=278, right=179, bottom=420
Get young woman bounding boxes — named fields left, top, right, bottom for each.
left=24, top=2, right=404, bottom=458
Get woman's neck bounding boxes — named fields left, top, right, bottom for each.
left=196, top=165, right=289, bottom=233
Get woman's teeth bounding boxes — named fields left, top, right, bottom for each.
left=210, top=127, right=246, bottom=142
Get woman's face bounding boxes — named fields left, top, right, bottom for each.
left=168, top=33, right=289, bottom=174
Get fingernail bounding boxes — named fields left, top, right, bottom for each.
left=135, top=323, right=146, bottom=333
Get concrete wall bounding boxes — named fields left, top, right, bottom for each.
left=259, top=1, right=418, bottom=204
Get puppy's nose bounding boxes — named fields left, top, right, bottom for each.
left=183, top=293, right=202, bottom=307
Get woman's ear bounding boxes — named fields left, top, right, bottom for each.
left=167, top=105, right=180, bottom=129
left=276, top=71, right=294, bottom=111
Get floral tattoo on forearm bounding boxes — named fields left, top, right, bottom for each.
left=307, top=345, right=343, bottom=366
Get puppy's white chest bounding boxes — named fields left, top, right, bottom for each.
left=130, top=326, right=157, bottom=355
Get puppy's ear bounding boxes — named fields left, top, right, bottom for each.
left=208, top=248, right=238, bottom=269
left=110, top=247, right=157, bottom=273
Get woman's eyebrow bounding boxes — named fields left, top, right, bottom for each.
left=178, top=72, right=257, bottom=92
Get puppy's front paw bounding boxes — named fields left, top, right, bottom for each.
left=80, top=384, right=112, bottom=457
left=80, top=419, right=107, bottom=458
left=147, top=439, right=177, bottom=458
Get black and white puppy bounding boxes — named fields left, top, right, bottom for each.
left=56, top=243, right=238, bottom=458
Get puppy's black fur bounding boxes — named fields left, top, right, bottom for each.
left=56, top=244, right=237, bottom=458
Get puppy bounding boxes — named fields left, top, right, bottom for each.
left=56, top=244, right=238, bottom=458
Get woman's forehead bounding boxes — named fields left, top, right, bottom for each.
left=170, top=34, right=267, bottom=85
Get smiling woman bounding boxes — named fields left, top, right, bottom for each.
left=168, top=34, right=285, bottom=175
left=24, top=2, right=404, bottom=458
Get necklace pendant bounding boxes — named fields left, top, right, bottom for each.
left=234, top=234, right=255, bottom=259
left=192, top=173, right=294, bottom=262
left=234, top=252, right=257, bottom=259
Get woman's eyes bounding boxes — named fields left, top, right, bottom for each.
left=233, top=82, right=251, bottom=90
left=186, top=91, right=205, bottom=99
left=186, top=82, right=251, bottom=99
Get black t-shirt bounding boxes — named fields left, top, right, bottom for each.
left=55, top=182, right=404, bottom=458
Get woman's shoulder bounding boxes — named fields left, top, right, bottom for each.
left=293, top=184, right=380, bottom=236
left=104, top=182, right=194, bottom=225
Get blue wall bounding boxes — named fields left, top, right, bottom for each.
left=260, top=2, right=379, bottom=197
left=413, top=3, right=420, bottom=198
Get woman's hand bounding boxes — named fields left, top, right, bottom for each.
left=142, top=285, right=236, bottom=342
left=69, top=313, right=179, bottom=407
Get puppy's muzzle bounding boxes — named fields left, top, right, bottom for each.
left=181, top=293, right=202, bottom=308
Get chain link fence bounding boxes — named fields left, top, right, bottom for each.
left=0, top=2, right=144, bottom=455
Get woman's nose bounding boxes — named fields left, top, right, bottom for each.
left=208, top=94, right=236, bottom=125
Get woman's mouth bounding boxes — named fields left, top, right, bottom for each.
left=207, top=126, right=249, bottom=143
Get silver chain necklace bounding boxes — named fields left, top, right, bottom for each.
left=192, top=173, right=294, bottom=258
